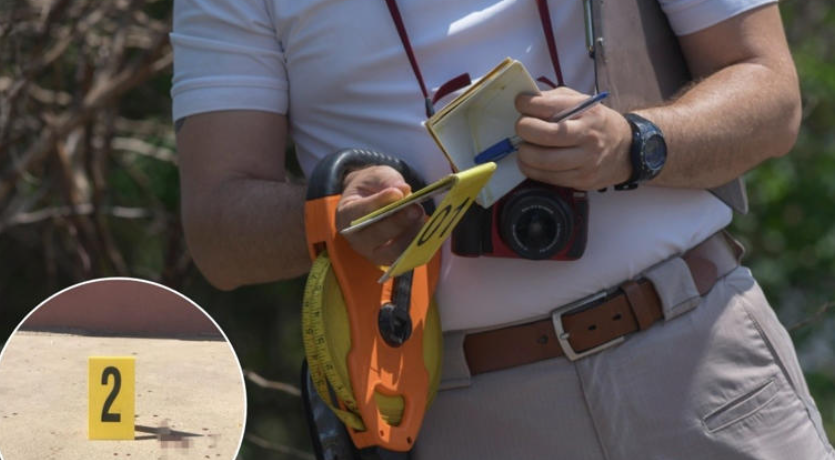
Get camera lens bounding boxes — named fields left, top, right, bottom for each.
left=499, top=188, right=573, bottom=260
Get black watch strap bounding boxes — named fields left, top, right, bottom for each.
left=615, top=113, right=667, bottom=190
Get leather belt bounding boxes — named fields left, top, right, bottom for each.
left=463, top=232, right=743, bottom=375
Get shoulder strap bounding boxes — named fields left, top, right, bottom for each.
left=588, top=0, right=748, bottom=214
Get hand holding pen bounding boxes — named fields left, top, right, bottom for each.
left=475, top=91, right=609, bottom=164
left=479, top=87, right=634, bottom=191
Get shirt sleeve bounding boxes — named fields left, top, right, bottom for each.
left=170, top=0, right=288, bottom=121
left=659, top=0, right=778, bottom=36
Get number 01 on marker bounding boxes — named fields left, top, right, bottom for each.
left=89, top=357, right=135, bottom=440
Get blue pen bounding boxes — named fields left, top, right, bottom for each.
left=474, top=91, right=610, bottom=164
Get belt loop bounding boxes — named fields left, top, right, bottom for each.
left=643, top=256, right=702, bottom=321
left=721, top=229, right=746, bottom=263
left=439, top=331, right=472, bottom=390
left=644, top=232, right=741, bottom=321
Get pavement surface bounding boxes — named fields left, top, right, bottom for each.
left=0, top=332, right=246, bottom=460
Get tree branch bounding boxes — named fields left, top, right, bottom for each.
left=244, top=370, right=302, bottom=397
left=788, top=301, right=835, bottom=333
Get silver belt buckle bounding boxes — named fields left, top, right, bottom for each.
left=551, top=290, right=626, bottom=361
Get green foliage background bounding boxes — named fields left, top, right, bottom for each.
left=1, top=0, right=833, bottom=457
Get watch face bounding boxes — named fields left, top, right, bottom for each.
left=643, top=135, right=666, bottom=171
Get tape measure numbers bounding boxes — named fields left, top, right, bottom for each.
left=302, top=251, right=365, bottom=431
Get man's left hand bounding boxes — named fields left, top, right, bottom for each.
left=514, top=86, right=633, bottom=191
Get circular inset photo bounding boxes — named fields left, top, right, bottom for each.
left=0, top=278, right=246, bottom=460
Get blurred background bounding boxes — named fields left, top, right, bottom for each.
left=0, top=0, right=833, bottom=458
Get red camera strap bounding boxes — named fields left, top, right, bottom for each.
left=535, top=0, right=565, bottom=89
left=382, top=0, right=566, bottom=118
left=383, top=0, right=435, bottom=117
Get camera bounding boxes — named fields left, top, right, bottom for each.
left=452, top=180, right=588, bottom=260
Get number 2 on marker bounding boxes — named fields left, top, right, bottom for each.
left=89, top=357, right=135, bottom=440
left=100, top=366, right=121, bottom=422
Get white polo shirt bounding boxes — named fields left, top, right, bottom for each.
left=172, top=0, right=773, bottom=331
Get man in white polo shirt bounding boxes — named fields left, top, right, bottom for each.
left=171, top=0, right=833, bottom=457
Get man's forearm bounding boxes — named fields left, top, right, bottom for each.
left=512, top=7, right=799, bottom=194
left=637, top=60, right=800, bottom=189
left=183, top=176, right=310, bottom=290
left=637, top=5, right=800, bottom=189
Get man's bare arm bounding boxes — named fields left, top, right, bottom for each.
left=640, top=3, right=801, bottom=188
left=513, top=4, right=800, bottom=191
left=177, top=111, right=310, bottom=290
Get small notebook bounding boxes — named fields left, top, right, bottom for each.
left=425, top=58, right=540, bottom=207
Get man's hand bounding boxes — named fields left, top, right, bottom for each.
left=336, top=166, right=426, bottom=266
left=514, top=87, right=633, bottom=191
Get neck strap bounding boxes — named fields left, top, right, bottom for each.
left=382, top=0, right=566, bottom=117
left=535, top=0, right=565, bottom=88
left=383, top=0, right=435, bottom=117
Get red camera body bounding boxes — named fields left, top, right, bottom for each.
left=452, top=180, right=588, bottom=261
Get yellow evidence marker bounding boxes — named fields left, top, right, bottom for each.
left=343, top=161, right=496, bottom=282
left=89, top=356, right=135, bottom=440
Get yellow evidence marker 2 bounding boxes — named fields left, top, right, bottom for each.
left=89, top=356, right=135, bottom=440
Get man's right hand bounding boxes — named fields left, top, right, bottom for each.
left=336, top=166, right=426, bottom=266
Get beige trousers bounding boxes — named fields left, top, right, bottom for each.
left=413, top=265, right=834, bottom=459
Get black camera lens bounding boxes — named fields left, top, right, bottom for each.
left=499, top=188, right=573, bottom=260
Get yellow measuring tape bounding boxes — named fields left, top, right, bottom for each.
left=301, top=251, right=443, bottom=432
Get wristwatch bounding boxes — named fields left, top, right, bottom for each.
left=615, top=113, right=667, bottom=190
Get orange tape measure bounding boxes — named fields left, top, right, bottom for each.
left=303, top=149, right=442, bottom=452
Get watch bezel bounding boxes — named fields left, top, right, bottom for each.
left=615, top=113, right=666, bottom=190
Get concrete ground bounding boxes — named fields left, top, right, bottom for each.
left=0, top=332, right=246, bottom=460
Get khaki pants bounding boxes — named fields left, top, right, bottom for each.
left=414, top=266, right=834, bottom=459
